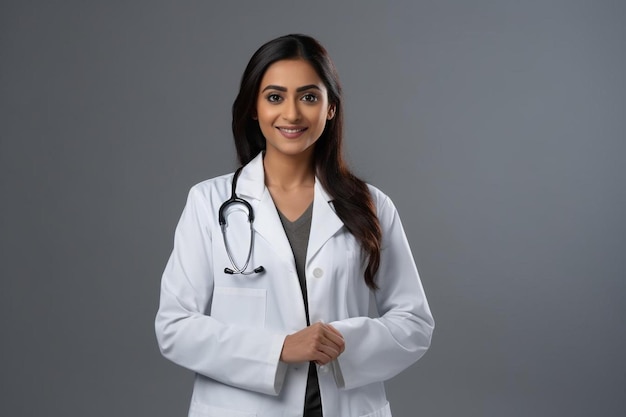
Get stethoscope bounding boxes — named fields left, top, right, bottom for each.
left=218, top=167, right=265, bottom=275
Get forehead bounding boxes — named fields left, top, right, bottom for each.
left=259, top=59, right=325, bottom=89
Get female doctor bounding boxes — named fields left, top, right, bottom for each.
left=155, top=34, right=434, bottom=417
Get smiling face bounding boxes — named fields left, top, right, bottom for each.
left=255, top=59, right=335, bottom=161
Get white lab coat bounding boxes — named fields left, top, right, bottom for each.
left=155, top=152, right=434, bottom=417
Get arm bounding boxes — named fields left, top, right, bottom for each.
left=330, top=193, right=434, bottom=390
left=154, top=186, right=288, bottom=395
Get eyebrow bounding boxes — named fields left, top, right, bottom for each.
left=261, top=84, right=322, bottom=93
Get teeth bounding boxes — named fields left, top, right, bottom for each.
left=280, top=128, right=304, bottom=133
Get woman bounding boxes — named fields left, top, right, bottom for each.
left=155, top=34, right=434, bottom=417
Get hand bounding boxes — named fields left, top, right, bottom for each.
left=280, top=322, right=345, bottom=365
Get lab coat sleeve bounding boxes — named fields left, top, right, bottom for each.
left=330, top=193, right=434, bottom=390
left=155, top=186, right=288, bottom=396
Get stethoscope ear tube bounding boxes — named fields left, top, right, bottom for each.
left=219, top=167, right=254, bottom=225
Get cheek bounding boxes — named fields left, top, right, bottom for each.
left=255, top=106, right=274, bottom=127
left=303, top=105, right=326, bottom=123
left=255, top=98, right=271, bottom=118
left=313, top=110, right=329, bottom=130
left=256, top=101, right=281, bottom=123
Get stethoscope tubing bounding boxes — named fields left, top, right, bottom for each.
left=218, top=167, right=264, bottom=275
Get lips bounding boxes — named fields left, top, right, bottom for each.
left=276, top=126, right=308, bottom=138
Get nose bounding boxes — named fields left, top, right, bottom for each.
left=282, top=98, right=301, bottom=122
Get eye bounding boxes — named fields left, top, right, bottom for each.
left=266, top=93, right=282, bottom=103
left=301, top=93, right=318, bottom=103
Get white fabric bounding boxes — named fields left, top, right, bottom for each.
left=155, top=152, right=434, bottom=417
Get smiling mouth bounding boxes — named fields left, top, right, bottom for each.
left=277, top=127, right=307, bottom=133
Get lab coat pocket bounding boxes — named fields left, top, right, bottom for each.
left=189, top=401, right=256, bottom=417
left=359, top=401, right=391, bottom=417
left=210, top=287, right=266, bottom=328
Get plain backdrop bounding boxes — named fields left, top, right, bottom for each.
left=1, top=1, right=625, bottom=416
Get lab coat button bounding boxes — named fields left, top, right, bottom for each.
left=313, top=268, right=323, bottom=278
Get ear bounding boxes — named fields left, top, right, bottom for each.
left=327, top=105, right=336, bottom=120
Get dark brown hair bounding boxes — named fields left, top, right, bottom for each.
left=232, top=34, right=382, bottom=289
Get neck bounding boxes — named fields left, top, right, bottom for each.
left=263, top=149, right=315, bottom=189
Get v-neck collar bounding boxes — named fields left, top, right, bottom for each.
left=236, top=152, right=345, bottom=265
left=277, top=202, right=314, bottom=228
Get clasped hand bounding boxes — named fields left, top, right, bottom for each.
left=280, top=322, right=345, bottom=365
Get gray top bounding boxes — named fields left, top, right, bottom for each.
left=277, top=202, right=314, bottom=323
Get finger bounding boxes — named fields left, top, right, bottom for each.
left=319, top=335, right=343, bottom=355
left=313, top=350, right=334, bottom=365
left=323, top=324, right=343, bottom=339
left=309, top=323, right=344, bottom=357
left=322, top=327, right=343, bottom=344
left=321, top=328, right=345, bottom=352
left=322, top=325, right=345, bottom=351
left=316, top=341, right=340, bottom=361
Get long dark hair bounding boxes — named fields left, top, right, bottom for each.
left=232, top=34, right=382, bottom=290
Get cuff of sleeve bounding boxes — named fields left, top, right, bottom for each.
left=330, top=359, right=345, bottom=389
left=269, top=333, right=289, bottom=395
left=330, top=319, right=366, bottom=390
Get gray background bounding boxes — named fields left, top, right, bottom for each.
left=1, top=1, right=624, bottom=416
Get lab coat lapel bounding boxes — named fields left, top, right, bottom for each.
left=253, top=189, right=296, bottom=269
left=308, top=181, right=344, bottom=261
left=235, top=153, right=345, bottom=268
left=236, top=153, right=296, bottom=271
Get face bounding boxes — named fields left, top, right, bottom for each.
left=255, top=59, right=335, bottom=160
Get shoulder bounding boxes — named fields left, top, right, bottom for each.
left=365, top=183, right=405, bottom=238
left=366, top=183, right=395, bottom=214
left=190, top=172, right=234, bottom=194
left=184, top=171, right=236, bottom=210
left=366, top=183, right=388, bottom=204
